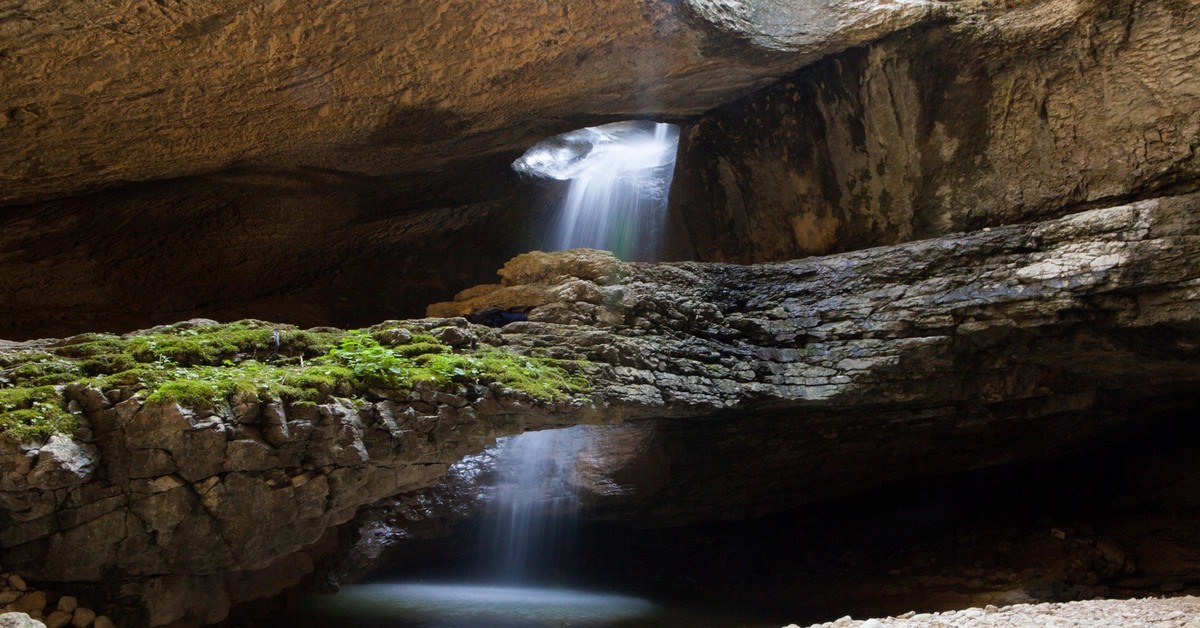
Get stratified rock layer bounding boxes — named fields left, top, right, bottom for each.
left=5, top=192, right=1197, bottom=624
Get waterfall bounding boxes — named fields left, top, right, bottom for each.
left=513, top=121, right=680, bottom=261
left=482, top=426, right=587, bottom=583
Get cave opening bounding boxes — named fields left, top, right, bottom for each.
left=513, top=120, right=683, bottom=262
left=280, top=405, right=1200, bottom=627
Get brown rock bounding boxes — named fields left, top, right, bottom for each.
left=92, top=616, right=114, bottom=628
left=52, top=598, right=74, bottom=614
left=41, top=611, right=69, bottom=628
left=0, top=1, right=937, bottom=207
left=11, top=591, right=45, bottom=615
left=69, top=607, right=94, bottom=628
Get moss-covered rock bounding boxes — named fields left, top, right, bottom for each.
left=0, top=318, right=591, bottom=442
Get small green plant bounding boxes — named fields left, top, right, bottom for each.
left=328, top=331, right=413, bottom=388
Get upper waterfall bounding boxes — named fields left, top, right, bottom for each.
left=513, top=121, right=680, bottom=262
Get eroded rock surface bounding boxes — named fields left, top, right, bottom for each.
left=0, top=0, right=952, bottom=206
left=673, top=0, right=1200, bottom=261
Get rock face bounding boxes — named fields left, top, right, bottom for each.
left=0, top=0, right=948, bottom=207
left=3, top=193, right=1200, bottom=624
left=685, top=0, right=941, bottom=51
left=672, top=0, right=1200, bottom=261
left=328, top=193, right=1200, bottom=602
left=0, top=359, right=597, bottom=626
left=10, top=0, right=1189, bottom=340
left=0, top=166, right=542, bottom=339
left=423, top=193, right=1200, bottom=527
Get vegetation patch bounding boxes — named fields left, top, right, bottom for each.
left=328, top=331, right=588, bottom=400
left=1, top=320, right=590, bottom=442
left=0, top=386, right=79, bottom=441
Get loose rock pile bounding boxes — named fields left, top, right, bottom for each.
left=792, top=596, right=1200, bottom=628
left=0, top=569, right=114, bottom=628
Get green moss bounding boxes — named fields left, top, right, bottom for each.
left=1, top=351, right=83, bottom=387
left=328, top=330, right=589, bottom=402
left=80, top=353, right=137, bottom=376
left=53, top=335, right=127, bottom=358
left=410, top=350, right=589, bottom=401
left=1, top=320, right=591, bottom=439
left=0, top=386, right=79, bottom=442
left=125, top=327, right=275, bottom=365
left=142, top=360, right=355, bottom=407
left=48, top=320, right=348, bottom=371
left=393, top=342, right=448, bottom=359
left=146, top=379, right=221, bottom=407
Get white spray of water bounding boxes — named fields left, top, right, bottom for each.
left=483, top=426, right=588, bottom=582
left=513, top=121, right=680, bottom=261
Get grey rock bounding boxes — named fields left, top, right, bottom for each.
left=0, top=613, right=46, bottom=628
left=26, top=437, right=97, bottom=490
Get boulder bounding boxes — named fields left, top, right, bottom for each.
left=0, top=613, right=46, bottom=628
left=26, top=437, right=97, bottom=491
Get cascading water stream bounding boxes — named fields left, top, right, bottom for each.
left=513, top=120, right=680, bottom=261
left=482, top=426, right=588, bottom=583
left=298, top=122, right=683, bottom=626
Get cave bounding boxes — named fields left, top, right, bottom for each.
left=2, top=1, right=1200, bottom=627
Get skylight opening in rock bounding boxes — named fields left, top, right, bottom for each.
left=513, top=121, right=680, bottom=262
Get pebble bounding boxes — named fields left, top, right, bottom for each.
left=70, top=608, right=95, bottom=628
left=43, top=610, right=71, bottom=628
left=0, top=571, right=114, bottom=628
left=790, top=596, right=1200, bottom=627
left=12, top=592, right=45, bottom=616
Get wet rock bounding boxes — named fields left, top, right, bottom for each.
left=26, top=437, right=97, bottom=490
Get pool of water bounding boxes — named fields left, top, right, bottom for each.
left=296, top=582, right=781, bottom=627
